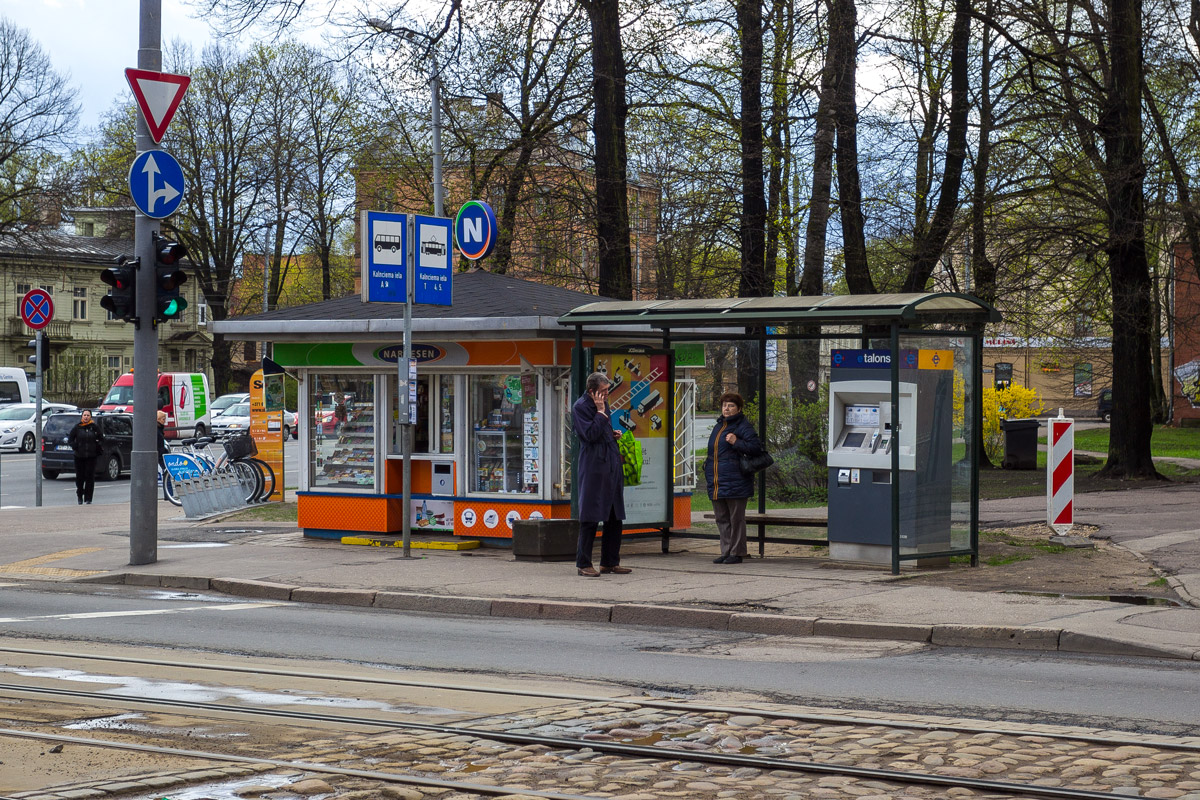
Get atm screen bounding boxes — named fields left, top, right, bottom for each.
left=842, top=431, right=866, bottom=448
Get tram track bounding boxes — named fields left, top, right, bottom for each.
left=0, top=643, right=1195, bottom=752
left=1, top=678, right=1195, bottom=800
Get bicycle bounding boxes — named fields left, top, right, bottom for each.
left=162, top=435, right=271, bottom=506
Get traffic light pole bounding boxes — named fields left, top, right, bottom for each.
left=130, top=0, right=161, bottom=565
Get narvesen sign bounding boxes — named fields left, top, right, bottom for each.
left=454, top=200, right=498, bottom=261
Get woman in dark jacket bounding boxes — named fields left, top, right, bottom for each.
left=703, top=392, right=764, bottom=564
left=68, top=410, right=105, bottom=505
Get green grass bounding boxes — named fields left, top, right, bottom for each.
left=1146, top=577, right=1168, bottom=587
left=1038, top=425, right=1200, bottom=459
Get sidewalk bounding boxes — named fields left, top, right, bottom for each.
left=1, top=491, right=1198, bottom=661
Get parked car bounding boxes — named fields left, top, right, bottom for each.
left=0, top=402, right=77, bottom=452
left=283, top=409, right=298, bottom=440
left=211, top=392, right=250, bottom=417
left=40, top=412, right=134, bottom=481
left=210, top=402, right=251, bottom=439
left=1097, top=387, right=1113, bottom=423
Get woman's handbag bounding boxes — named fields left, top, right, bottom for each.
left=739, top=449, right=774, bottom=474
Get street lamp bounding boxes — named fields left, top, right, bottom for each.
left=367, top=18, right=443, bottom=216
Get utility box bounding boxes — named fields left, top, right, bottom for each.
left=826, top=348, right=954, bottom=566
left=1002, top=418, right=1040, bottom=470
left=512, top=518, right=576, bottom=562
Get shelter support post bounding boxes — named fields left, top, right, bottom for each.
left=663, top=326, right=673, bottom=553
left=757, top=329, right=767, bottom=557
left=890, top=322, right=901, bottom=575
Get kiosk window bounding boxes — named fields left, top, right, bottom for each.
left=469, top=373, right=539, bottom=494
left=311, top=373, right=376, bottom=490
left=842, top=431, right=866, bottom=449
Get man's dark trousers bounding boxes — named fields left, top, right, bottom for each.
left=576, top=508, right=624, bottom=569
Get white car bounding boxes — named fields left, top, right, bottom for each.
left=210, top=401, right=251, bottom=439
left=211, top=392, right=251, bottom=417
left=0, top=402, right=78, bottom=453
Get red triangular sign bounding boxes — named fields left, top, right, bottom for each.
left=125, top=68, right=191, bottom=143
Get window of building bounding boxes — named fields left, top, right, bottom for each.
left=15, top=283, right=30, bottom=296
left=311, top=374, right=376, bottom=491
left=197, top=302, right=208, bottom=325
left=469, top=373, right=538, bottom=494
left=1074, top=363, right=1093, bottom=397
left=106, top=356, right=122, bottom=387
left=389, top=373, right=455, bottom=456
left=73, top=287, right=87, bottom=320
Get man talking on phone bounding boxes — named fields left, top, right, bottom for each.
left=572, top=371, right=630, bottom=577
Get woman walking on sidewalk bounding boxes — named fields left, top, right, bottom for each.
left=68, top=410, right=105, bottom=505
left=703, top=392, right=764, bottom=564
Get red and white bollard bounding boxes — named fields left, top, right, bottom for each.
left=1047, top=408, right=1074, bottom=535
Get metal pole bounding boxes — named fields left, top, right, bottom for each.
left=401, top=215, right=414, bottom=557
left=262, top=222, right=270, bottom=360
left=431, top=71, right=443, bottom=217
left=130, top=0, right=161, bottom=566
left=34, top=330, right=43, bottom=507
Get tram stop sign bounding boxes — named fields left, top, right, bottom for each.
left=21, top=288, right=54, bottom=330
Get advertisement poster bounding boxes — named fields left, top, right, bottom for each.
left=1175, top=360, right=1200, bottom=407
left=591, top=350, right=671, bottom=526
left=250, top=368, right=284, bottom=501
left=411, top=498, right=453, bottom=532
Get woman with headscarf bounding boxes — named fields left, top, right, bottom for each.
left=702, top=392, right=764, bottom=564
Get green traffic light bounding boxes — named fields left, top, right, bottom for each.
left=161, top=296, right=188, bottom=318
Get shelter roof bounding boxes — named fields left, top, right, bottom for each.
left=213, top=268, right=614, bottom=340
left=556, top=292, right=1000, bottom=329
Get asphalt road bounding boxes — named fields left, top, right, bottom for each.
left=1, top=582, right=1196, bottom=736
left=0, top=444, right=302, bottom=509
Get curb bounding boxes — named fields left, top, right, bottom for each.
left=79, top=572, right=1200, bottom=662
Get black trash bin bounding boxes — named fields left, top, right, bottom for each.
left=1001, top=418, right=1040, bottom=470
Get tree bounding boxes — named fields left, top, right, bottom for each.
left=0, top=19, right=78, bottom=237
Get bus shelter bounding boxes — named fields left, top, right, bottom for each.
left=557, top=293, right=1001, bottom=574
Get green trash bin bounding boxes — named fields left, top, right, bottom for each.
left=1001, top=417, right=1040, bottom=470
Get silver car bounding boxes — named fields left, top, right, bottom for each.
left=0, top=402, right=77, bottom=453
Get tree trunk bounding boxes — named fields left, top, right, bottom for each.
left=903, top=0, right=969, bottom=293
left=584, top=0, right=632, bottom=300
left=1097, top=0, right=1160, bottom=480
left=737, top=0, right=769, bottom=404
left=972, top=0, right=998, bottom=469
left=830, top=0, right=872, bottom=294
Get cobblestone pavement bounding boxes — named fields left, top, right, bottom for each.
left=20, top=701, right=1200, bottom=800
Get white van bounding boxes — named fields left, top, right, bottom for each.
left=99, top=371, right=212, bottom=439
left=0, top=368, right=31, bottom=405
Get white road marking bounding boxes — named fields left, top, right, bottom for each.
left=0, top=602, right=284, bottom=623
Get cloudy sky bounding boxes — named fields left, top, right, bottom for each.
left=2, top=0, right=220, bottom=131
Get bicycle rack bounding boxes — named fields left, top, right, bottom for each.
left=177, top=469, right=251, bottom=519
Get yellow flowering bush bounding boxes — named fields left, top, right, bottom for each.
left=982, top=384, right=1044, bottom=462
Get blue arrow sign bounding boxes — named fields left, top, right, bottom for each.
left=128, top=150, right=185, bottom=219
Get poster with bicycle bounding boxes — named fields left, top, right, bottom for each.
left=589, top=348, right=672, bottom=527
left=251, top=368, right=284, bottom=500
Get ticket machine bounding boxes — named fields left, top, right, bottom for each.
left=826, top=349, right=953, bottom=564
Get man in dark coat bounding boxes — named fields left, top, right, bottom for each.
left=573, top=371, right=629, bottom=577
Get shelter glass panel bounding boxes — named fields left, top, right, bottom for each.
left=310, top=373, right=376, bottom=491
left=469, top=374, right=539, bottom=494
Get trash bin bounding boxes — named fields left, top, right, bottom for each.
left=1001, top=418, right=1040, bottom=470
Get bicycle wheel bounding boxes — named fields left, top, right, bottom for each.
left=162, top=471, right=183, bottom=506
left=250, top=458, right=276, bottom=500
left=230, top=460, right=262, bottom=504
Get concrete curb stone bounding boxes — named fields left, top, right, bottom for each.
left=1057, top=631, right=1199, bottom=660
left=374, top=591, right=493, bottom=616
left=209, top=578, right=296, bottom=601
left=291, top=587, right=376, bottom=607
left=932, top=624, right=1061, bottom=650
left=611, top=603, right=732, bottom=630
left=492, top=598, right=612, bottom=622
left=813, top=619, right=932, bottom=642
left=729, top=613, right=816, bottom=636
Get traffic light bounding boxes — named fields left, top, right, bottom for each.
left=26, top=336, right=50, bottom=369
left=100, top=255, right=139, bottom=323
left=153, top=233, right=188, bottom=322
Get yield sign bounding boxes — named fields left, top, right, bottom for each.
left=125, top=68, right=191, bottom=143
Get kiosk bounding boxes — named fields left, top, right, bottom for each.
left=213, top=269, right=698, bottom=541
left=826, top=348, right=954, bottom=564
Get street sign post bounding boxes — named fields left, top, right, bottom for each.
left=360, top=210, right=409, bottom=304
left=414, top=214, right=453, bottom=306
left=128, top=150, right=185, bottom=219
left=124, top=68, right=190, bottom=143
left=20, top=288, right=53, bottom=508
left=454, top=200, right=498, bottom=261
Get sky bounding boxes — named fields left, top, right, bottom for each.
left=1, top=0, right=221, bottom=132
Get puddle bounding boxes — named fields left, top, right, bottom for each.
left=1006, top=592, right=1182, bottom=607
left=132, top=772, right=297, bottom=800
left=0, top=666, right=460, bottom=715
left=63, top=712, right=246, bottom=738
